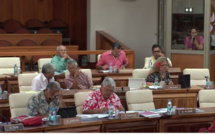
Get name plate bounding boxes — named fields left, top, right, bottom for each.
left=165, top=85, right=181, bottom=90
left=4, top=123, right=24, bottom=132
left=119, top=112, right=139, bottom=119
left=176, top=108, right=196, bottom=115
left=62, top=117, right=81, bottom=125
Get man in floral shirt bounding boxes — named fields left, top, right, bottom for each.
left=83, top=77, right=124, bottom=114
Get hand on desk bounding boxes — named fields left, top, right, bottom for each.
left=102, top=65, right=109, bottom=70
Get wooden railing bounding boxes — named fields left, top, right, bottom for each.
left=96, top=31, right=135, bottom=68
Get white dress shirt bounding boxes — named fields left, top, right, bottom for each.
left=31, top=73, right=55, bottom=91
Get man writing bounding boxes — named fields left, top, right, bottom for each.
left=96, top=42, right=129, bottom=70
left=27, top=81, right=65, bottom=117
left=83, top=77, right=124, bottom=114
left=51, top=45, right=73, bottom=72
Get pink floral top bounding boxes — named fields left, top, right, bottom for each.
left=83, top=89, right=123, bottom=112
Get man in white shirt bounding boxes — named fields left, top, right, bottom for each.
left=31, top=63, right=55, bottom=91
left=144, top=44, right=172, bottom=69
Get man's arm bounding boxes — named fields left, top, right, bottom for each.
left=31, top=78, right=41, bottom=91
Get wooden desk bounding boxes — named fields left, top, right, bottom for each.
left=0, top=99, right=10, bottom=122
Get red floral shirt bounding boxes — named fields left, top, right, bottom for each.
left=83, top=89, right=123, bottom=112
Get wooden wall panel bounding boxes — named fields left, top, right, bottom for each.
left=210, top=54, right=215, bottom=81
left=0, top=0, right=87, bottom=50
left=171, top=54, right=204, bottom=71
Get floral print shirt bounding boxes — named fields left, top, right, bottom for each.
left=26, top=90, right=59, bottom=116
left=83, top=89, right=122, bottom=112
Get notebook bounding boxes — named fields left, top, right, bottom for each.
left=128, top=78, right=145, bottom=90
left=57, top=106, right=77, bottom=118
left=178, top=74, right=190, bottom=88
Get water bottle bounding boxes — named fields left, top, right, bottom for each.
left=149, top=59, right=153, bottom=69
left=14, top=64, right=18, bottom=77
left=205, top=76, right=210, bottom=89
left=109, top=61, right=113, bottom=73
left=167, top=99, right=172, bottom=115
left=108, top=103, right=114, bottom=119
left=154, top=76, right=159, bottom=89
left=0, top=84, right=2, bottom=100
left=49, top=107, right=57, bottom=125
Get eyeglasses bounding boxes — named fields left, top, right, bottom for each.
left=161, top=64, right=169, bottom=67
left=153, top=50, right=160, bottom=53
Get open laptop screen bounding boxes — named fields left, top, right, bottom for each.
left=57, top=106, right=77, bottom=118
left=178, top=74, right=190, bottom=88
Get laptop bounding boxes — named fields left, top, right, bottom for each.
left=57, top=106, right=77, bottom=118
left=128, top=78, right=145, bottom=90
left=178, top=74, right=190, bottom=88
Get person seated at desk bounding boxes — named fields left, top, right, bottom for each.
left=144, top=44, right=172, bottom=69
left=65, top=59, right=93, bottom=89
left=51, top=45, right=73, bottom=72
left=184, top=27, right=204, bottom=50
left=146, top=57, right=173, bottom=85
left=96, top=42, right=129, bottom=70
left=31, top=63, right=55, bottom=91
left=27, top=81, right=65, bottom=117
left=83, top=77, right=124, bottom=114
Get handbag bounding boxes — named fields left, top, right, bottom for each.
left=11, top=115, right=43, bottom=126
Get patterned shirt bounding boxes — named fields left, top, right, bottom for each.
left=31, top=73, right=55, bottom=91
left=26, top=90, right=59, bottom=116
left=146, top=71, right=171, bottom=84
left=83, top=89, right=123, bottom=112
left=96, top=50, right=129, bottom=69
left=51, top=55, right=73, bottom=72
left=65, top=71, right=93, bottom=89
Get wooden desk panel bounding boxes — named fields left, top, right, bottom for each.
left=0, top=34, right=62, bottom=45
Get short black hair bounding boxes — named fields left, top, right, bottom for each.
left=189, top=26, right=199, bottom=33
left=152, top=44, right=162, bottom=51
left=111, top=42, right=122, bottom=49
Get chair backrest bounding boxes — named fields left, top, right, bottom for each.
left=126, top=90, right=155, bottom=111
left=48, top=18, right=67, bottom=28
left=18, top=73, right=38, bottom=93
left=42, top=39, right=61, bottom=46
left=0, top=28, right=6, bottom=34
left=0, top=57, right=20, bottom=74
left=0, top=40, right=13, bottom=46
left=14, top=28, right=31, bottom=34
left=65, top=69, right=92, bottom=79
left=9, top=93, right=37, bottom=118
left=183, top=68, right=210, bottom=85
left=37, top=28, right=54, bottom=33
left=3, top=19, right=22, bottom=33
left=38, top=58, right=52, bottom=73
left=132, top=69, right=150, bottom=78
left=17, top=39, right=37, bottom=46
left=74, top=91, right=93, bottom=114
left=26, top=19, right=44, bottom=28
left=199, top=90, right=215, bottom=108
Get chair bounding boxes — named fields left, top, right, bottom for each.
left=18, top=73, right=38, bottom=93
left=42, top=39, right=61, bottom=46
left=38, top=58, right=52, bottom=73
left=9, top=93, right=37, bottom=118
left=199, top=90, right=215, bottom=108
left=48, top=18, right=67, bottom=28
left=132, top=69, right=150, bottom=78
left=126, top=90, right=155, bottom=111
left=0, top=57, right=20, bottom=74
left=65, top=69, right=92, bottom=79
left=0, top=28, right=6, bottom=33
left=74, top=91, right=93, bottom=114
left=26, top=19, right=44, bottom=29
left=0, top=40, right=13, bottom=46
left=14, top=28, right=31, bottom=33
left=183, top=68, right=210, bottom=85
left=3, top=19, right=22, bottom=33
left=37, top=28, right=54, bottom=33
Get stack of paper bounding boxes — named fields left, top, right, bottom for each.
left=76, top=114, right=109, bottom=121
left=139, top=111, right=161, bottom=118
